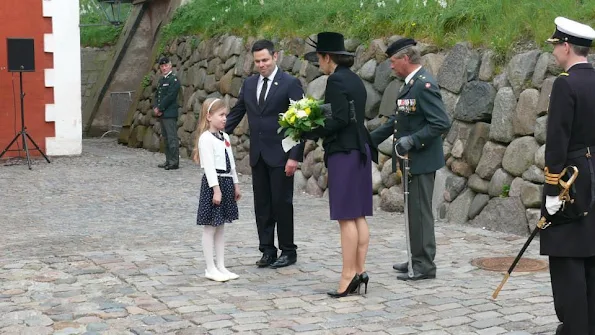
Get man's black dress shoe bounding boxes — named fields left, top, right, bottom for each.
left=256, top=254, right=277, bottom=268
left=269, top=255, right=296, bottom=268
left=397, top=272, right=436, bottom=281
left=164, top=165, right=179, bottom=170
left=393, top=262, right=409, bottom=273
left=158, top=162, right=167, bottom=168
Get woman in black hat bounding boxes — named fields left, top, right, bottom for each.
left=303, top=32, right=378, bottom=297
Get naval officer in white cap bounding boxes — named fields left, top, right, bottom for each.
left=540, top=16, right=595, bottom=335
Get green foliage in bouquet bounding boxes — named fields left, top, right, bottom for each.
left=278, top=96, right=326, bottom=141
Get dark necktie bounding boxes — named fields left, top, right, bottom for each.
left=259, top=77, right=268, bottom=106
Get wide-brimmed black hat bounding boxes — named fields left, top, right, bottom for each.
left=304, top=32, right=354, bottom=63
left=386, top=38, right=417, bottom=58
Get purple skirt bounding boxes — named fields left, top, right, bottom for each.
left=327, top=145, right=373, bottom=220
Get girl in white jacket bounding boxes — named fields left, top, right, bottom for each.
left=192, top=98, right=241, bottom=282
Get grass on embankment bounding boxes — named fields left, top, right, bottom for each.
left=161, top=0, right=595, bottom=59
left=80, top=0, right=130, bottom=47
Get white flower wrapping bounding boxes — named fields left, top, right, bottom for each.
left=277, top=96, right=326, bottom=152
left=281, top=137, right=300, bottom=152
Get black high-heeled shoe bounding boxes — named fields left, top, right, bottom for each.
left=359, top=272, right=369, bottom=294
left=327, top=274, right=361, bottom=298
left=350, top=272, right=370, bottom=294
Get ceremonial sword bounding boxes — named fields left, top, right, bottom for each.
left=395, top=144, right=415, bottom=278
left=492, top=165, right=579, bottom=299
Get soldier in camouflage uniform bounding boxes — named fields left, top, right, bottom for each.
left=154, top=57, right=181, bottom=170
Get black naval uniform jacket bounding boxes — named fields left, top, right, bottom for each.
left=540, top=62, right=595, bottom=257
left=370, top=67, right=450, bottom=174
left=153, top=72, right=181, bottom=119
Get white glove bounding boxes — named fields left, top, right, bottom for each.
left=545, top=195, right=563, bottom=215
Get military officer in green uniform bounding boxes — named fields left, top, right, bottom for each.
left=370, top=38, right=450, bottom=281
left=154, top=56, right=181, bottom=170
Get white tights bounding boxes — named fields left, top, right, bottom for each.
left=202, top=225, right=235, bottom=276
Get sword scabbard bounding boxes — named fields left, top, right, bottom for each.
left=491, top=165, right=579, bottom=300
left=492, top=273, right=510, bottom=299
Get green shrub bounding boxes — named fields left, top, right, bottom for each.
left=141, top=74, right=152, bottom=88
left=500, top=185, right=511, bottom=198
left=80, top=0, right=131, bottom=47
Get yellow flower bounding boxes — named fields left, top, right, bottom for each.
left=284, top=109, right=296, bottom=123
left=288, top=114, right=296, bottom=125
left=304, top=107, right=311, bottom=116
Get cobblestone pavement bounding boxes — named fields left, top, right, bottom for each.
left=0, top=139, right=558, bottom=335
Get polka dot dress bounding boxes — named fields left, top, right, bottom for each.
left=196, top=134, right=239, bottom=226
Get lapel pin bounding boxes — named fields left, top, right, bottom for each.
left=274, top=82, right=278, bottom=85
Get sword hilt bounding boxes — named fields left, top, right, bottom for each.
left=558, top=166, right=579, bottom=203
left=394, top=142, right=409, bottom=160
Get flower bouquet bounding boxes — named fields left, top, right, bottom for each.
left=278, top=96, right=327, bottom=152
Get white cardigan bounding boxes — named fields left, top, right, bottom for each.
left=198, top=131, right=239, bottom=187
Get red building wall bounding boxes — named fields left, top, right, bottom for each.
left=0, top=0, right=54, bottom=158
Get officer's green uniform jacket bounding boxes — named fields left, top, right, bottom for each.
left=370, top=67, right=450, bottom=174
left=153, top=72, right=181, bottom=119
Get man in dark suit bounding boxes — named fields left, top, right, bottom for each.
left=154, top=56, right=181, bottom=170
left=226, top=40, right=304, bottom=268
left=541, top=17, right=595, bottom=335
left=370, top=38, right=450, bottom=281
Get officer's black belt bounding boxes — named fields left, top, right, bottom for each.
left=568, top=145, right=595, bottom=209
left=567, top=145, right=594, bottom=159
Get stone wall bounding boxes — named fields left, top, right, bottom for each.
left=81, top=47, right=114, bottom=109
left=119, top=34, right=595, bottom=235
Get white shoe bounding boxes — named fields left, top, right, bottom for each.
left=205, top=269, right=229, bottom=282
left=217, top=267, right=239, bottom=280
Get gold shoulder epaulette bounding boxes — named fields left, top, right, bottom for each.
left=544, top=167, right=561, bottom=185
left=559, top=72, right=569, bottom=76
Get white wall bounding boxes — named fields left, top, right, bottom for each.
left=43, top=0, right=83, bottom=156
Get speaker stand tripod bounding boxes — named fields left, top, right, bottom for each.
left=0, top=72, right=50, bottom=169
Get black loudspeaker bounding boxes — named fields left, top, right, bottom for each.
left=0, top=37, right=50, bottom=169
left=7, top=38, right=35, bottom=72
